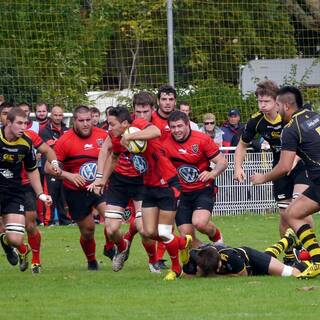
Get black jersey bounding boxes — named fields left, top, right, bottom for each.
left=241, top=111, right=284, bottom=165
left=0, top=127, right=37, bottom=190
left=281, top=109, right=320, bottom=184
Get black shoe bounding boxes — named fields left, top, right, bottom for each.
left=31, top=263, right=41, bottom=274
left=0, top=233, right=18, bottom=266
left=18, top=245, right=31, bottom=272
left=87, top=260, right=99, bottom=271
left=157, top=259, right=169, bottom=270
left=103, top=246, right=116, bottom=261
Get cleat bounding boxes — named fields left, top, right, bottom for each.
left=103, top=246, right=116, bottom=261
left=31, top=263, right=41, bottom=274
left=0, top=233, right=18, bottom=266
left=157, top=259, right=169, bottom=270
left=179, top=235, right=193, bottom=265
left=284, top=228, right=301, bottom=249
left=296, top=262, right=320, bottom=279
left=87, top=260, right=99, bottom=271
left=163, top=270, right=181, bottom=281
left=112, top=240, right=129, bottom=272
left=148, top=261, right=161, bottom=273
left=18, top=245, right=31, bottom=272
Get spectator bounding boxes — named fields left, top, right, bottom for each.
left=221, top=108, right=244, bottom=148
left=178, top=102, right=200, bottom=131
left=99, top=105, right=113, bottom=130
left=0, top=95, right=5, bottom=106
left=90, top=107, right=101, bottom=127
left=35, top=102, right=50, bottom=132
left=201, top=113, right=223, bottom=147
left=40, top=105, right=71, bottom=226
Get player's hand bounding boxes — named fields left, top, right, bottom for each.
left=250, top=172, right=266, bottom=185
left=198, top=170, right=214, bottom=182
left=234, top=167, right=246, bottom=183
left=66, top=173, right=86, bottom=188
left=86, top=179, right=105, bottom=195
left=120, top=134, right=130, bottom=148
left=38, top=194, right=53, bottom=206
left=50, top=160, right=62, bottom=177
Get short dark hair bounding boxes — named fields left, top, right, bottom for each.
left=178, top=101, right=190, bottom=109
left=277, top=86, right=303, bottom=109
left=255, top=80, right=279, bottom=99
left=168, top=110, right=189, bottom=124
left=0, top=102, right=15, bottom=113
left=73, top=105, right=90, bottom=119
left=35, top=102, right=49, bottom=111
left=17, top=102, right=32, bottom=111
left=194, top=246, right=220, bottom=277
left=7, top=107, right=27, bottom=123
left=108, top=106, right=132, bottom=124
left=133, top=91, right=156, bottom=108
left=157, top=84, right=177, bottom=99
left=90, top=106, right=100, bottom=115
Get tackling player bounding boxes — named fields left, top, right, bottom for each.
left=234, top=80, right=311, bottom=265
left=45, top=105, right=108, bottom=270
left=164, top=111, right=227, bottom=247
left=251, top=86, right=320, bottom=278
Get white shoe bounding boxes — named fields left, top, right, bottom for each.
left=112, top=240, right=129, bottom=272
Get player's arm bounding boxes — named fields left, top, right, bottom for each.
left=37, top=142, right=61, bottom=176
left=27, top=168, right=52, bottom=206
left=234, top=139, right=249, bottom=182
left=120, top=124, right=160, bottom=147
left=250, top=150, right=296, bottom=185
left=198, top=153, right=228, bottom=182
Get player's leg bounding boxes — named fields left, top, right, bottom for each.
left=284, top=187, right=320, bottom=278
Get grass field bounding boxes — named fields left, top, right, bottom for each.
left=1, top=214, right=320, bottom=320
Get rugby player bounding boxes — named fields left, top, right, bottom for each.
left=45, top=105, right=108, bottom=270
left=89, top=105, right=161, bottom=272
left=164, top=110, right=227, bottom=247
left=234, top=80, right=311, bottom=265
left=251, top=86, right=320, bottom=278
left=183, top=229, right=306, bottom=277
left=0, top=108, right=52, bottom=269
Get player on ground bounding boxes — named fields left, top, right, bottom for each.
left=234, top=80, right=311, bottom=265
left=0, top=108, right=52, bottom=269
left=45, top=105, right=108, bottom=270
left=164, top=111, right=227, bottom=247
left=251, top=86, right=320, bottom=279
left=183, top=228, right=306, bottom=277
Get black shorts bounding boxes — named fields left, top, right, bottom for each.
left=0, top=187, right=25, bottom=216
left=240, top=246, right=271, bottom=276
left=176, top=187, right=214, bottom=227
left=23, top=184, right=36, bottom=212
left=302, top=180, right=320, bottom=204
left=142, top=186, right=177, bottom=211
left=273, top=164, right=309, bottom=201
left=105, top=172, right=144, bottom=208
left=65, top=188, right=105, bottom=221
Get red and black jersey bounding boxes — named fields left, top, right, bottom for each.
left=21, top=130, right=44, bottom=185
left=151, top=110, right=170, bottom=139
left=54, top=127, right=108, bottom=191
left=163, top=130, right=220, bottom=191
left=111, top=118, right=150, bottom=177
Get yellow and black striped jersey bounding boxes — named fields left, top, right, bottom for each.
left=281, top=109, right=320, bottom=184
left=241, top=111, right=284, bottom=165
left=0, top=127, right=37, bottom=190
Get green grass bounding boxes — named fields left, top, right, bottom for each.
left=1, top=214, right=320, bottom=320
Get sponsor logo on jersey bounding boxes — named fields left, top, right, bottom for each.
left=277, top=194, right=286, bottom=199
left=131, top=155, right=147, bottom=174
left=96, top=138, right=104, bottom=147
left=0, top=168, right=13, bottom=179
left=178, top=165, right=199, bottom=183
left=178, top=149, right=187, bottom=154
left=84, top=144, right=93, bottom=150
left=2, top=153, right=15, bottom=162
left=271, top=131, right=281, bottom=138
left=79, top=162, right=97, bottom=182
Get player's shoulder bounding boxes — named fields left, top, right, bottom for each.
left=251, top=111, right=263, bottom=119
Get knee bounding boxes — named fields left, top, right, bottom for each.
left=6, top=232, right=24, bottom=247
left=193, top=220, right=207, bottom=233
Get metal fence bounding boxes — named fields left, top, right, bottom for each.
left=213, top=151, right=278, bottom=215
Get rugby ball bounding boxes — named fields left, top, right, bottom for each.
left=124, top=126, right=147, bottom=153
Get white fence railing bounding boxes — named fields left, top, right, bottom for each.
left=213, top=150, right=278, bottom=215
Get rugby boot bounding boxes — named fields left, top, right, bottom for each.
left=0, top=233, right=18, bottom=266
left=31, top=263, right=41, bottom=274
left=18, top=245, right=31, bottom=272
left=163, top=270, right=182, bottom=281
left=87, top=260, right=99, bottom=271
left=103, top=245, right=116, bottom=261
left=180, top=235, right=193, bottom=265
left=112, top=240, right=129, bottom=272
left=148, top=261, right=161, bottom=273
left=296, top=262, right=320, bottom=279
